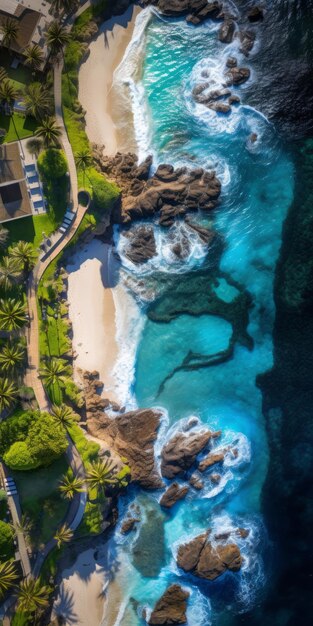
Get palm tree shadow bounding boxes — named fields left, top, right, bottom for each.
left=53, top=587, right=78, bottom=625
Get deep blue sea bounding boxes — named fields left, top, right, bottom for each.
left=105, top=4, right=304, bottom=624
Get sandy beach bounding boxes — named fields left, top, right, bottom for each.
left=67, top=239, right=120, bottom=401
left=79, top=4, right=142, bottom=155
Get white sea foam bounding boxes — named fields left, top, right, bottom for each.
left=112, top=283, right=145, bottom=408
left=114, top=7, right=154, bottom=161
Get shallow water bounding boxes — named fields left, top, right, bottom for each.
left=107, top=6, right=296, bottom=625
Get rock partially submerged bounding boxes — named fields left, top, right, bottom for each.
left=87, top=408, right=163, bottom=489
left=121, top=517, right=140, bottom=534
left=160, top=482, right=189, bottom=508
left=161, top=429, right=220, bottom=478
left=142, top=0, right=222, bottom=25
left=123, top=225, right=157, bottom=264
left=218, top=19, right=235, bottom=44
left=146, top=584, right=189, bottom=625
left=226, top=67, right=251, bottom=86
left=247, top=6, right=264, bottom=22
left=92, top=150, right=221, bottom=224
left=177, top=531, right=242, bottom=580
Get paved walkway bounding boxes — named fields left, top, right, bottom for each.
left=54, top=61, right=78, bottom=211
left=0, top=464, right=31, bottom=578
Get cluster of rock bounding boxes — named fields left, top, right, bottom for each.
left=78, top=370, right=121, bottom=417
left=145, top=584, right=189, bottom=625
left=141, top=0, right=222, bottom=25
left=92, top=149, right=221, bottom=225
left=177, top=529, right=243, bottom=580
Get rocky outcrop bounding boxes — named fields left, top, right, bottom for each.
left=92, top=151, right=221, bottom=225
left=226, top=67, right=251, bottom=85
left=177, top=531, right=242, bottom=580
left=198, top=450, right=225, bottom=471
left=142, top=0, right=222, bottom=25
left=247, top=6, right=264, bottom=22
left=185, top=218, right=217, bottom=245
left=161, top=429, right=220, bottom=478
left=189, top=472, right=204, bottom=490
left=87, top=408, right=163, bottom=489
left=237, top=30, right=256, bottom=55
left=146, top=584, right=189, bottom=625
left=123, top=225, right=157, bottom=264
left=218, top=20, right=235, bottom=44
left=160, top=482, right=189, bottom=508
left=121, top=517, right=140, bottom=534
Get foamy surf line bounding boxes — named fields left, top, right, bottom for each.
left=113, top=7, right=154, bottom=162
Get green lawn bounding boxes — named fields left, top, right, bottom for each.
left=0, top=49, right=34, bottom=91
left=0, top=113, right=38, bottom=143
left=12, top=456, right=69, bottom=549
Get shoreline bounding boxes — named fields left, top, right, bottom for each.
left=78, top=4, right=142, bottom=156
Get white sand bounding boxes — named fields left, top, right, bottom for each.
left=79, top=4, right=142, bottom=155
left=52, top=549, right=109, bottom=626
left=67, top=239, right=119, bottom=401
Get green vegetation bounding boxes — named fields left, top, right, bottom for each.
left=0, top=521, right=14, bottom=561
left=12, top=456, right=68, bottom=548
left=38, top=148, right=68, bottom=178
left=67, top=422, right=99, bottom=464
left=0, top=410, right=68, bottom=470
left=0, top=560, right=19, bottom=598
left=0, top=113, right=37, bottom=143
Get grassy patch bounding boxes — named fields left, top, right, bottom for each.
left=12, top=456, right=69, bottom=549
left=0, top=49, right=34, bottom=90
left=0, top=113, right=37, bottom=143
left=67, top=423, right=99, bottom=465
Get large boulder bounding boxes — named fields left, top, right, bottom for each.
left=147, top=584, right=189, bottom=625
left=160, top=482, right=189, bottom=508
left=161, top=429, right=217, bottom=478
left=226, top=67, right=251, bottom=85
left=177, top=532, right=243, bottom=580
left=218, top=20, right=236, bottom=44
left=123, top=225, right=157, bottom=264
left=238, top=30, right=256, bottom=55
left=247, top=6, right=264, bottom=22
left=87, top=408, right=163, bottom=489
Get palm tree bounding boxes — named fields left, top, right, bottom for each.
left=86, top=458, right=118, bottom=496
left=0, top=79, right=18, bottom=111
left=8, top=241, right=38, bottom=273
left=39, top=357, right=71, bottom=389
left=59, top=474, right=84, bottom=501
left=26, top=137, right=43, bottom=158
left=0, top=560, right=19, bottom=599
left=16, top=577, right=51, bottom=614
left=14, top=513, right=34, bottom=538
left=35, top=116, right=62, bottom=148
left=23, top=83, right=53, bottom=122
left=75, top=149, right=93, bottom=189
left=0, top=342, right=25, bottom=372
left=0, top=225, right=9, bottom=249
left=0, top=298, right=27, bottom=332
left=51, top=0, right=78, bottom=16
left=51, top=403, right=79, bottom=428
left=0, top=378, right=18, bottom=414
left=0, top=256, right=22, bottom=290
left=45, top=21, right=71, bottom=62
left=54, top=523, right=73, bottom=549
left=24, top=44, right=44, bottom=72
left=0, top=67, right=8, bottom=83
left=0, top=19, right=19, bottom=50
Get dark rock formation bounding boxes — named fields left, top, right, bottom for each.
left=177, top=531, right=242, bottom=580
left=237, top=30, right=256, bottom=55
left=147, top=584, right=189, bottom=625
left=121, top=517, right=140, bottom=534
left=226, top=56, right=237, bottom=68
left=161, top=429, right=216, bottom=478
left=198, top=450, right=225, bottom=471
left=160, top=482, right=189, bottom=508
left=87, top=408, right=163, bottom=489
left=185, top=218, right=217, bottom=245
left=92, top=149, right=221, bottom=224
left=229, top=94, right=241, bottom=105
left=123, top=225, right=157, bottom=264
left=189, top=472, right=204, bottom=490
left=226, top=67, right=251, bottom=85
left=209, top=101, right=231, bottom=114
left=141, top=0, right=222, bottom=25
left=218, top=20, right=236, bottom=44
left=247, top=6, right=264, bottom=23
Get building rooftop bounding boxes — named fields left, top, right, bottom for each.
left=0, top=179, right=32, bottom=222
left=0, top=2, right=41, bottom=52
left=0, top=142, right=25, bottom=186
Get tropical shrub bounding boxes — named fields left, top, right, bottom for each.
left=0, top=521, right=14, bottom=560
left=88, top=169, right=119, bottom=212
left=38, top=148, right=68, bottom=179
left=4, top=441, right=36, bottom=471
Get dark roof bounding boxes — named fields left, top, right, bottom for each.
left=0, top=142, right=24, bottom=185
left=0, top=179, right=32, bottom=222
left=0, top=6, right=41, bottom=52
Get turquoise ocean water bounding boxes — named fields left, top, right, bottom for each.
left=108, top=8, right=295, bottom=625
